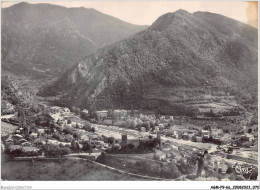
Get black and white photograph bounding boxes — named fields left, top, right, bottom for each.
left=0, top=0, right=259, bottom=188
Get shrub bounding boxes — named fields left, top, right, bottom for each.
left=43, top=144, right=70, bottom=157
left=226, top=166, right=234, bottom=174
left=108, top=137, right=115, bottom=145
left=142, top=121, right=151, bottom=131
left=83, top=122, right=92, bottom=131
left=64, top=134, right=73, bottom=142
left=235, top=175, right=246, bottom=181
left=59, top=147, right=71, bottom=155
left=71, top=140, right=80, bottom=152
left=82, top=141, right=93, bottom=152
left=176, top=159, right=196, bottom=175
left=63, top=127, right=75, bottom=135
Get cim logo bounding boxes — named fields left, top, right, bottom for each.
left=233, top=164, right=254, bottom=175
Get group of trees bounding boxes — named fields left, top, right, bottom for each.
left=176, top=158, right=197, bottom=175
left=70, top=140, right=96, bottom=153
left=2, top=76, right=20, bottom=106
left=34, top=113, right=54, bottom=127
left=121, top=118, right=142, bottom=129
left=82, top=122, right=95, bottom=132
left=5, top=147, right=40, bottom=157
left=2, top=76, right=40, bottom=116
left=70, top=106, right=102, bottom=122
left=82, top=141, right=95, bottom=153
left=204, top=108, right=242, bottom=118
left=107, top=138, right=160, bottom=154
left=71, top=102, right=201, bottom=131
left=250, top=115, right=258, bottom=125
left=120, top=116, right=173, bottom=132
left=42, top=144, right=71, bottom=156
left=71, top=106, right=81, bottom=115
left=52, top=133, right=73, bottom=142
left=1, top=100, right=15, bottom=115
left=137, top=138, right=160, bottom=152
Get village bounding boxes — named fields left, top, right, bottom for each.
left=1, top=102, right=258, bottom=180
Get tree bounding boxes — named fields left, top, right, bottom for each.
left=142, top=121, right=151, bottom=131
left=155, top=119, right=160, bottom=126
left=7, top=148, right=23, bottom=157
left=60, top=147, right=71, bottom=155
left=18, top=107, right=25, bottom=118
left=247, top=128, right=252, bottom=133
left=83, top=122, right=92, bottom=131
left=130, top=119, right=138, bottom=128
left=130, top=106, right=135, bottom=117
left=190, top=107, right=200, bottom=118
left=43, top=144, right=70, bottom=156
left=91, top=127, right=95, bottom=132
left=208, top=109, right=214, bottom=116
left=53, top=133, right=64, bottom=142
left=63, top=127, right=74, bottom=135
left=75, top=108, right=81, bottom=115
left=107, top=109, right=115, bottom=119
left=73, top=133, right=79, bottom=139
left=71, top=106, right=76, bottom=113
left=82, top=141, right=93, bottom=152
left=176, top=158, right=196, bottom=175
left=108, top=137, right=115, bottom=145
left=95, top=112, right=101, bottom=122
left=81, top=112, right=89, bottom=120
left=203, top=125, right=211, bottom=131
left=71, top=140, right=80, bottom=152
left=64, top=135, right=73, bottom=142
left=223, top=129, right=230, bottom=133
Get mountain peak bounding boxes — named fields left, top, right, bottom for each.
left=7, top=2, right=29, bottom=8
left=174, top=9, right=190, bottom=15
left=2, top=2, right=147, bottom=79
left=150, top=9, right=191, bottom=31
left=39, top=10, right=257, bottom=112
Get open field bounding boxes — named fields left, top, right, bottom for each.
left=1, top=158, right=144, bottom=181
left=65, top=115, right=89, bottom=125
left=193, top=102, right=236, bottom=113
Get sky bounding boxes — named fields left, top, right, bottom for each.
left=1, top=1, right=258, bottom=28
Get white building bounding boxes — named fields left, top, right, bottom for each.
left=63, top=107, right=70, bottom=112
left=154, top=150, right=166, bottom=161
left=82, top=109, right=89, bottom=114
left=30, top=133, right=38, bottom=138
left=243, top=133, right=255, bottom=142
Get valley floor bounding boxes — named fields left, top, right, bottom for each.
left=1, top=158, right=144, bottom=181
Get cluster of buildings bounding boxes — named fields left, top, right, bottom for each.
left=154, top=142, right=180, bottom=162
left=51, top=106, right=70, bottom=114
left=50, top=109, right=83, bottom=129
left=4, top=131, right=40, bottom=156
left=151, top=119, right=258, bottom=149
left=158, top=125, right=219, bottom=144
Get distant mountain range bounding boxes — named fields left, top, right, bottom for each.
left=39, top=9, right=258, bottom=113
left=1, top=2, right=147, bottom=79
